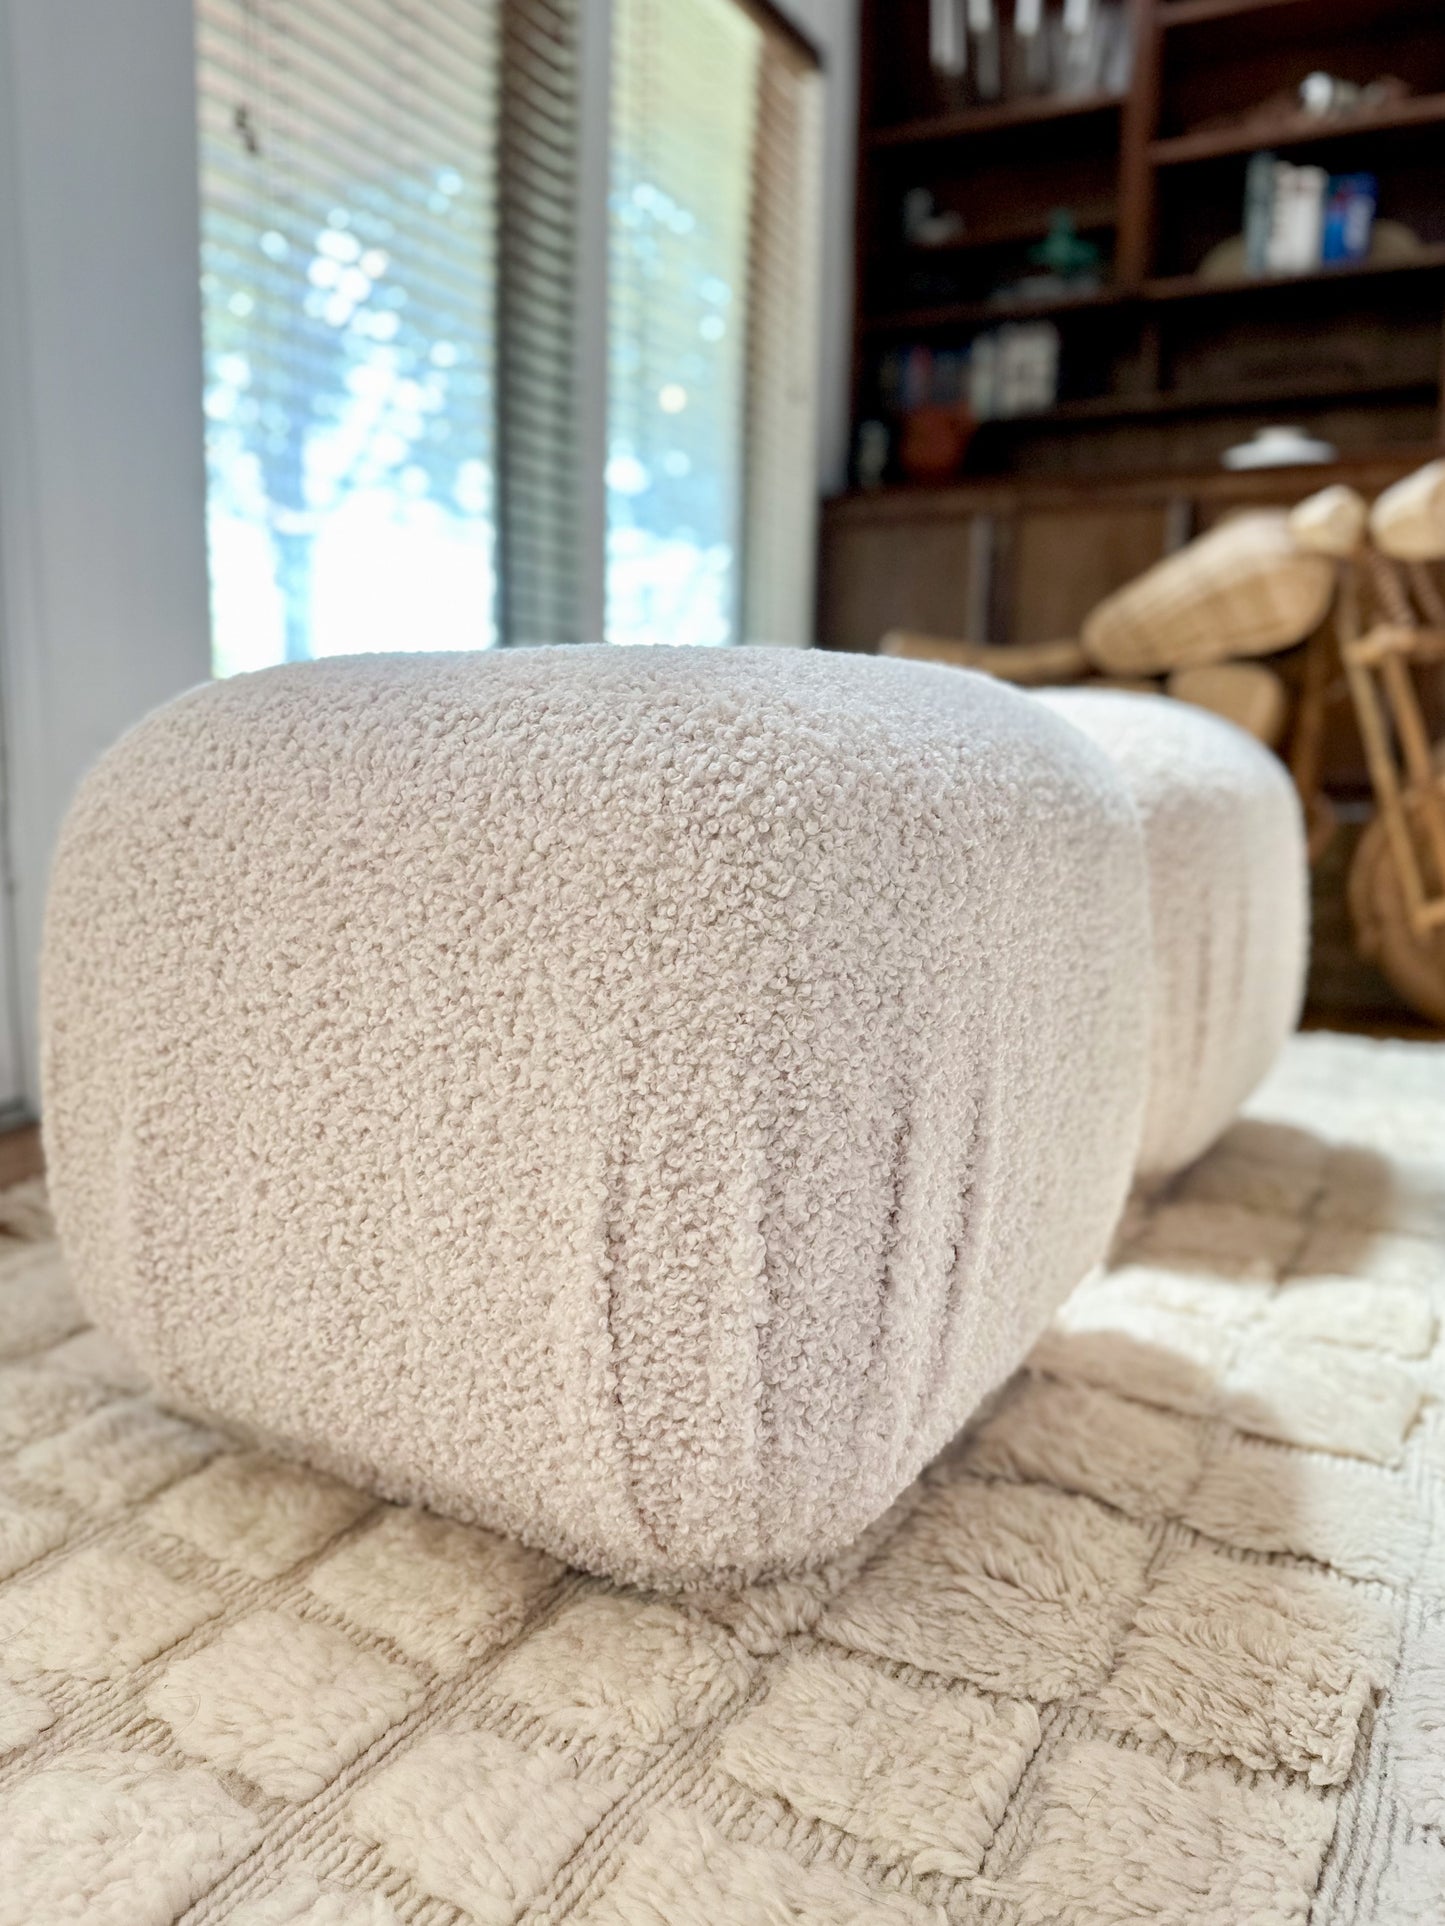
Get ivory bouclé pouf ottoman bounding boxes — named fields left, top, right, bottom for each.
left=1037, top=687, right=1309, bottom=1180
left=43, top=647, right=1151, bottom=1589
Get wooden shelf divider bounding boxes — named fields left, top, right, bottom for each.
left=1142, top=247, right=1445, bottom=302
left=864, top=287, right=1130, bottom=335
left=865, top=248, right=1445, bottom=332
left=985, top=373, right=1438, bottom=428
left=1150, top=92, right=1445, bottom=166
left=869, top=88, right=1124, bottom=149
left=1159, top=0, right=1354, bottom=27
left=892, top=198, right=1117, bottom=258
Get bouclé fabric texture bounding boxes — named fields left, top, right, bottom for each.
left=1039, top=688, right=1308, bottom=1179
left=41, top=646, right=1150, bottom=1588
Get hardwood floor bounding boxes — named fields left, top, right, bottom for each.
left=0, top=1125, right=44, bottom=1189
left=1301, top=1013, right=1445, bottom=1042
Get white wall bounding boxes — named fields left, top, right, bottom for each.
left=0, top=0, right=213, bottom=1109
left=777, top=0, right=860, bottom=498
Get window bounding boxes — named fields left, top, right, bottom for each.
left=608, top=0, right=821, bottom=649
left=196, top=0, right=819, bottom=671
left=607, top=0, right=759, bottom=648
left=197, top=0, right=503, bottom=674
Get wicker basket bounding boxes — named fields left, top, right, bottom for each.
left=1288, top=483, right=1368, bottom=558
left=1081, top=511, right=1335, bottom=675
left=1369, top=459, right=1445, bottom=562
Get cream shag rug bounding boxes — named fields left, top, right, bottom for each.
left=1, top=1031, right=1443, bottom=1926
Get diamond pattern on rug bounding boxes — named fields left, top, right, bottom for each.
left=1264, top=1277, right=1436, bottom=1356
left=0, top=1245, right=85, bottom=1360
left=145, top=1451, right=374, bottom=1581
left=225, top=1877, right=405, bottom=1926
left=570, top=1808, right=939, bottom=1925
left=306, top=1505, right=562, bottom=1675
left=820, top=1476, right=1154, bottom=1701
left=0, top=1749, right=258, bottom=1926
left=1181, top=1435, right=1429, bottom=1586
left=0, top=1359, right=104, bottom=1446
left=1220, top=1339, right=1423, bottom=1464
left=0, top=1491, right=69, bottom=1584
left=961, top=1371, right=1207, bottom=1519
left=1000, top=1738, right=1338, bottom=1926
left=716, top=1647, right=1039, bottom=1877
left=347, top=1726, right=622, bottom=1924
left=0, top=1678, right=53, bottom=1758
left=12, top=1399, right=224, bottom=1513
left=146, top=1609, right=423, bottom=1801
left=0, top=1546, right=223, bottom=1684
left=1095, top=1542, right=1397, bottom=1785
left=484, top=1592, right=755, bottom=1756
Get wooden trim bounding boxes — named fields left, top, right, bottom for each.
left=823, top=451, right=1429, bottom=523
left=843, top=0, right=877, bottom=496
left=1115, top=0, right=1161, bottom=286
left=732, top=0, right=823, bottom=71
left=866, top=248, right=1445, bottom=334
left=977, top=374, right=1437, bottom=427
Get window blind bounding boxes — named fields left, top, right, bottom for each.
left=197, top=0, right=583, bottom=668
left=197, top=0, right=817, bottom=666
left=496, top=0, right=584, bottom=647
left=606, top=0, right=822, bottom=647
left=742, top=29, right=824, bottom=648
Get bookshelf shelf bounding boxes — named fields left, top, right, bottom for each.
left=870, top=89, right=1124, bottom=149
left=893, top=198, right=1116, bottom=259
left=1157, top=0, right=1431, bottom=31
left=865, top=249, right=1445, bottom=333
left=985, top=372, right=1437, bottom=428
left=864, top=287, right=1128, bottom=335
left=1142, top=248, right=1445, bottom=302
left=1150, top=93, right=1445, bottom=167
left=1159, top=0, right=1371, bottom=26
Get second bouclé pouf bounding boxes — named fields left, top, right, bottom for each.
left=1039, top=686, right=1308, bottom=1179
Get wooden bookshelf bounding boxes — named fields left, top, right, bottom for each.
left=849, top=0, right=1445, bottom=484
